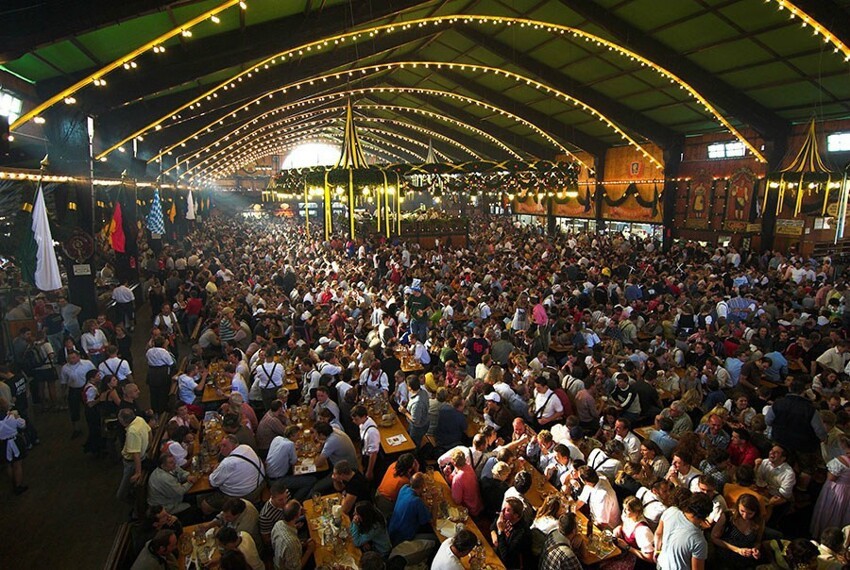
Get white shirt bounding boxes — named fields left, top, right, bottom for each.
left=755, top=460, right=796, bottom=499
left=177, top=374, right=200, bottom=404
left=153, top=312, right=179, bottom=334
left=359, top=417, right=381, bottom=456
left=665, top=465, right=703, bottom=492
left=635, top=486, right=666, bottom=528
left=231, top=374, right=250, bottom=401
left=265, top=436, right=297, bottom=479
left=146, top=347, right=175, bottom=367
left=617, top=431, right=642, bottom=463
left=255, top=361, right=284, bottom=389
left=578, top=477, right=621, bottom=528
left=359, top=368, right=389, bottom=398
left=112, top=285, right=135, bottom=303
left=81, top=329, right=108, bottom=354
left=534, top=388, right=563, bottom=421
left=209, top=445, right=265, bottom=496
left=99, top=356, right=132, bottom=381
left=413, top=342, right=430, bottom=365
left=432, top=537, right=465, bottom=570
left=60, top=360, right=96, bottom=388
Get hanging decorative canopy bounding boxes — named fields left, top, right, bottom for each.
left=335, top=99, right=368, bottom=169
left=765, top=118, right=842, bottom=217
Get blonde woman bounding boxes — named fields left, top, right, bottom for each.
left=611, top=496, right=655, bottom=569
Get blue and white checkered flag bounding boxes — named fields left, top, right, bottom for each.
left=146, top=189, right=165, bottom=235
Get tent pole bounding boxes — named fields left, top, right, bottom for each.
left=349, top=168, right=355, bottom=240
left=324, top=171, right=331, bottom=241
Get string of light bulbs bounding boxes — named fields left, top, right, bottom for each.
left=198, top=123, right=447, bottom=178
left=168, top=104, right=476, bottom=174
left=94, top=14, right=775, bottom=163
left=10, top=0, right=246, bottom=130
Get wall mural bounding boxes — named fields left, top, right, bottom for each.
left=685, top=168, right=711, bottom=229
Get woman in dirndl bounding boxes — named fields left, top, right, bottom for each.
left=0, top=397, right=28, bottom=494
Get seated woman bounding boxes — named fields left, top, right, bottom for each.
left=530, top=495, right=562, bottom=557
left=480, top=461, right=512, bottom=516
left=161, top=423, right=194, bottom=468
left=612, top=496, right=655, bottom=570
left=710, top=493, right=764, bottom=569
left=350, top=501, right=391, bottom=557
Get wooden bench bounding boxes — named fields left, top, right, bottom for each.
left=102, top=522, right=133, bottom=570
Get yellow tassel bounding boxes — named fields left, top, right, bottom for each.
left=67, top=202, right=77, bottom=211
left=21, top=203, right=33, bottom=213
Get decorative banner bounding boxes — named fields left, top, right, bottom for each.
left=685, top=169, right=711, bottom=229
left=600, top=183, right=662, bottom=223
left=775, top=218, right=805, bottom=236
left=146, top=189, right=165, bottom=235
left=551, top=186, right=595, bottom=219
left=723, top=168, right=757, bottom=232
left=512, top=193, right=546, bottom=215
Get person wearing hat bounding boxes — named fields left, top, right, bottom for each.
left=483, top=391, right=515, bottom=442
left=406, top=285, right=432, bottom=343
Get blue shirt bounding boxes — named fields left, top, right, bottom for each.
left=435, top=407, right=467, bottom=450
left=388, top=484, right=432, bottom=544
left=649, top=429, right=678, bottom=458
left=703, top=390, right=727, bottom=410
left=763, top=351, right=788, bottom=382
left=724, top=357, right=743, bottom=387
left=350, top=519, right=392, bottom=555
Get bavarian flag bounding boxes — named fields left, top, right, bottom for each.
left=18, top=182, right=62, bottom=291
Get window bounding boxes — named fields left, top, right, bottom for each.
left=707, top=141, right=745, bottom=159
left=827, top=132, right=850, bottom=152
left=0, top=90, right=23, bottom=124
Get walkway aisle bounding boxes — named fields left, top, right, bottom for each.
left=0, top=303, right=156, bottom=570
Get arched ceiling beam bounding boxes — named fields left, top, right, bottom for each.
left=141, top=61, right=639, bottom=170
left=153, top=86, right=526, bottom=165
left=86, top=16, right=768, bottom=164
left=1, top=0, right=178, bottom=62
left=767, top=0, right=850, bottom=62
left=195, top=121, right=452, bottom=178
left=434, top=68, right=608, bottom=159
left=558, top=0, right=790, bottom=143
left=204, top=127, right=427, bottom=178
left=456, top=26, right=680, bottom=150
left=166, top=102, right=477, bottom=172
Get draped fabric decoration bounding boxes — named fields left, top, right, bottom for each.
left=335, top=99, right=367, bottom=170
left=186, top=190, right=196, bottom=220
left=764, top=118, right=840, bottom=217
left=600, top=182, right=664, bottom=223
left=147, top=188, right=165, bottom=235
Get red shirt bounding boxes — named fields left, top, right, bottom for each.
left=728, top=440, right=760, bottom=466
left=185, top=297, right=203, bottom=316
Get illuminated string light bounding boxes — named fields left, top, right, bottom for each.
left=763, top=0, right=850, bottom=61
left=98, top=15, right=772, bottom=163
left=150, top=90, right=515, bottom=165
left=9, top=0, right=245, bottom=131
left=194, top=121, right=445, bottom=177
left=171, top=104, right=480, bottom=171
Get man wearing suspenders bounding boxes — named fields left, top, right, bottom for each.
left=255, top=350, right=284, bottom=411
left=352, top=405, right=381, bottom=481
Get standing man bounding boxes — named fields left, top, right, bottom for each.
left=60, top=350, right=96, bottom=439
left=655, top=494, right=713, bottom=570
left=112, top=279, right=136, bottom=331
left=351, top=405, right=380, bottom=482
left=402, top=376, right=430, bottom=448
left=145, top=338, right=175, bottom=414
left=406, top=285, right=431, bottom=343
left=117, top=408, right=152, bottom=504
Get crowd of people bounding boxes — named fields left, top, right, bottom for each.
left=4, top=210, right=850, bottom=570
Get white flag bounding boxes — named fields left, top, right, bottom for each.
left=186, top=190, right=196, bottom=220
left=32, top=184, right=62, bottom=291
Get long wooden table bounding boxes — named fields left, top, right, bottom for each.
left=513, top=460, right=622, bottom=565
left=177, top=523, right=221, bottom=568
left=186, top=419, right=326, bottom=495
left=427, top=471, right=506, bottom=570
left=376, top=414, right=417, bottom=454
left=303, top=494, right=361, bottom=568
